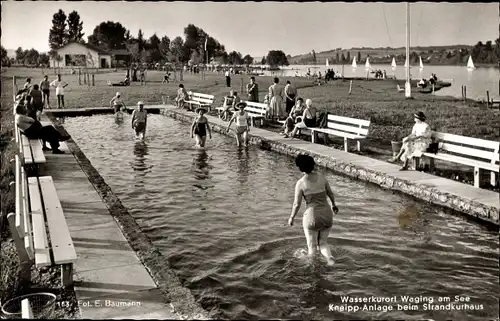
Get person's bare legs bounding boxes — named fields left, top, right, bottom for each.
left=199, top=135, right=207, bottom=147
left=234, top=131, right=242, bottom=147
left=390, top=145, right=406, bottom=162
left=303, top=224, right=319, bottom=258
left=318, top=228, right=335, bottom=266
left=242, top=131, right=249, bottom=146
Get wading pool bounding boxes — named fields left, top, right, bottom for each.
left=62, top=114, right=499, bottom=320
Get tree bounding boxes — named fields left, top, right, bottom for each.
left=340, top=53, right=346, bottom=63
left=88, top=21, right=128, bottom=50
left=261, top=56, right=267, bottom=65
left=311, top=50, right=317, bottom=64
left=228, top=51, right=243, bottom=65
left=346, top=51, right=351, bottom=63
left=243, top=54, right=253, bottom=66
left=67, top=10, right=84, bottom=43
left=169, top=36, right=189, bottom=63
left=266, top=50, right=289, bottom=66
left=357, top=51, right=361, bottom=63
left=39, top=53, right=50, bottom=66
left=137, top=29, right=145, bottom=52
left=48, top=9, right=68, bottom=50
left=148, top=33, right=162, bottom=63
left=25, top=48, right=40, bottom=65
left=1, top=45, right=8, bottom=66
left=159, top=35, right=171, bottom=63
left=15, top=47, right=24, bottom=64
left=335, top=52, right=339, bottom=63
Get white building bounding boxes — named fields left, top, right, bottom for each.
left=49, top=42, right=112, bottom=69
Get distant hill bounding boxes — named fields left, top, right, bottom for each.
left=289, top=45, right=477, bottom=66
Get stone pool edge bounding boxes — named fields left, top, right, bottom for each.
left=48, top=115, right=213, bottom=320
left=161, top=109, right=499, bottom=227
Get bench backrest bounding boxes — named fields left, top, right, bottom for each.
left=244, top=101, right=268, bottom=117
left=432, top=131, right=499, bottom=165
left=14, top=155, right=34, bottom=260
left=188, top=92, right=215, bottom=104
left=326, top=114, right=371, bottom=137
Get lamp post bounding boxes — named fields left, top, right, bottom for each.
left=405, top=2, right=412, bottom=98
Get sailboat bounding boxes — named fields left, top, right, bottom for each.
left=419, top=56, right=424, bottom=70
left=352, top=56, right=357, bottom=68
left=365, top=57, right=371, bottom=70
left=391, top=57, right=397, bottom=70
left=467, top=55, right=475, bottom=70
left=326, top=58, right=329, bottom=67
left=404, top=58, right=408, bottom=68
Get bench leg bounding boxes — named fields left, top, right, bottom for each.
left=7, top=213, right=32, bottom=285
left=412, top=157, right=419, bottom=170
left=356, top=140, right=361, bottom=151
left=344, top=137, right=348, bottom=152
left=428, top=158, right=435, bottom=171
left=61, top=264, right=73, bottom=288
left=311, top=130, right=317, bottom=143
left=491, top=172, right=497, bottom=187
left=473, top=166, right=480, bottom=188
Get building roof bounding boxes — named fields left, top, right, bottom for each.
left=57, top=41, right=111, bottom=55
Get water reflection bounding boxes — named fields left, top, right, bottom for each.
left=132, top=140, right=150, bottom=186
left=397, top=203, right=432, bottom=243
left=236, top=146, right=250, bottom=193
left=192, top=149, right=210, bottom=181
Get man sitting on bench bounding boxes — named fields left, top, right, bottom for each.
left=15, top=104, right=71, bottom=154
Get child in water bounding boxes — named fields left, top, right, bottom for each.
left=191, top=108, right=211, bottom=147
left=131, top=101, right=147, bottom=140
left=110, top=92, right=126, bottom=120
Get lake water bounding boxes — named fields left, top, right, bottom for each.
left=263, top=64, right=500, bottom=101
left=63, top=114, right=499, bottom=320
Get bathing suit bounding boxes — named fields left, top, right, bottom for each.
left=194, top=121, right=207, bottom=137
left=304, top=117, right=316, bottom=128
left=235, top=112, right=249, bottom=134
left=302, top=191, right=333, bottom=231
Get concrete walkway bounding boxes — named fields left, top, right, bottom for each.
left=159, top=105, right=499, bottom=226
left=38, top=120, right=181, bottom=319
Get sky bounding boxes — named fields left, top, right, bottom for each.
left=1, top=1, right=498, bottom=57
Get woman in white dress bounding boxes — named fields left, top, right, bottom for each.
left=268, top=77, right=285, bottom=120
left=389, top=111, right=432, bottom=170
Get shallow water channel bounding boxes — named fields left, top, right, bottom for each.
left=63, top=114, right=499, bottom=320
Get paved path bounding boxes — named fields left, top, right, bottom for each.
left=161, top=105, right=499, bottom=225
left=39, top=118, right=181, bottom=319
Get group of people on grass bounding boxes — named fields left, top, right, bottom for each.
left=17, top=74, right=68, bottom=110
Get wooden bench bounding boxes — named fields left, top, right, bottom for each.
left=13, top=102, right=46, bottom=168
left=244, top=101, right=268, bottom=127
left=185, top=92, right=215, bottom=112
left=310, top=114, right=371, bottom=152
left=7, top=155, right=77, bottom=288
left=14, top=121, right=46, bottom=168
left=419, top=132, right=499, bottom=188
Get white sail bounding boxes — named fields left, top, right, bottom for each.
left=365, top=57, right=371, bottom=70
left=404, top=58, right=408, bottom=68
left=467, top=55, right=475, bottom=69
left=326, top=58, right=329, bottom=66
left=419, top=56, right=424, bottom=69
left=391, top=57, right=397, bottom=70
left=352, top=56, right=357, bottom=68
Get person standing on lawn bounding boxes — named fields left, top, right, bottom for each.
left=247, top=76, right=259, bottom=102
left=29, top=84, right=44, bottom=118
left=40, top=75, right=51, bottom=108
left=50, top=74, right=68, bottom=109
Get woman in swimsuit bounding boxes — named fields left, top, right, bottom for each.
left=226, top=102, right=251, bottom=147
left=288, top=98, right=317, bottom=138
left=191, top=108, right=211, bottom=147
left=288, top=154, right=339, bottom=266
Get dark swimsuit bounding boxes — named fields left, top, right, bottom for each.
left=304, top=117, right=316, bottom=128
left=194, top=122, right=207, bottom=137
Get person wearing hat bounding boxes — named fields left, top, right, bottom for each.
left=226, top=101, right=251, bottom=147
left=191, top=108, right=212, bottom=147
left=110, top=92, right=127, bottom=114
left=131, top=101, right=148, bottom=140
left=389, top=111, right=432, bottom=171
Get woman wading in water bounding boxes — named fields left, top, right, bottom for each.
left=191, top=108, right=211, bottom=147
left=288, top=155, right=339, bottom=266
left=226, top=102, right=251, bottom=147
